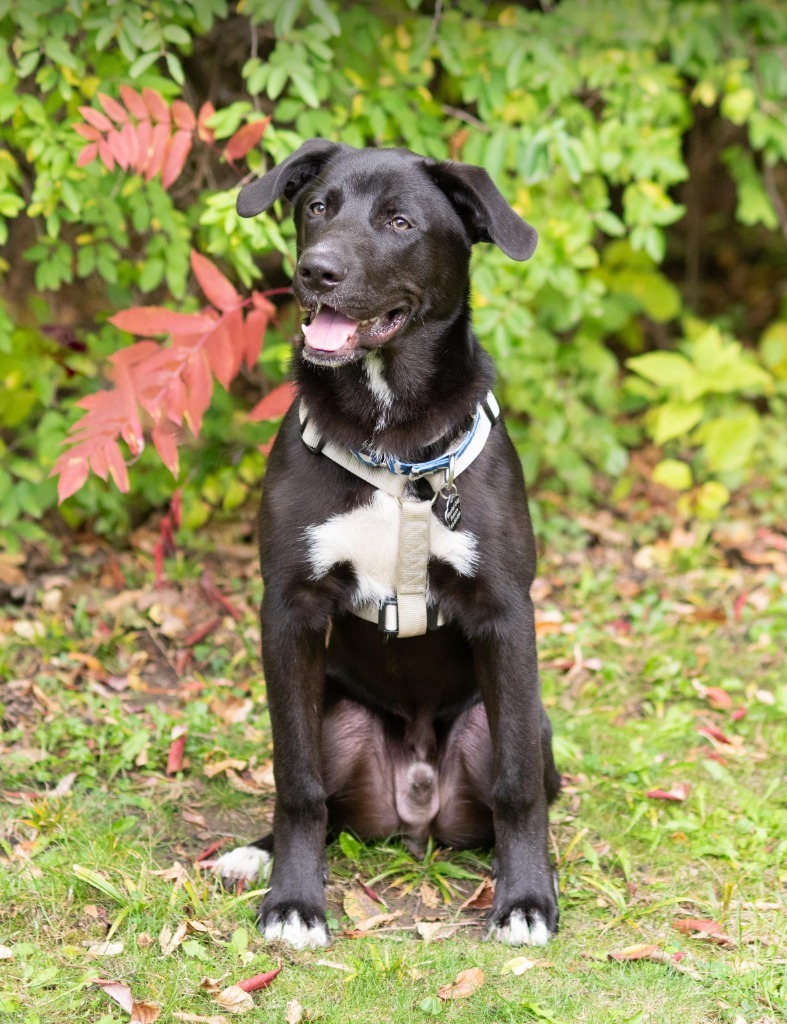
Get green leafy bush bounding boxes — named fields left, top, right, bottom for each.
left=1, top=0, right=786, bottom=550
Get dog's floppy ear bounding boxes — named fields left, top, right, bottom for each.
left=425, top=160, right=538, bottom=261
left=236, top=138, right=346, bottom=218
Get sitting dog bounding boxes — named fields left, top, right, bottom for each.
left=214, top=140, right=561, bottom=949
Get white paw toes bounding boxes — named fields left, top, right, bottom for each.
left=487, top=909, right=552, bottom=947
left=213, top=845, right=272, bottom=886
left=262, top=911, right=330, bottom=949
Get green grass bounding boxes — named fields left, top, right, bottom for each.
left=1, top=526, right=786, bottom=1024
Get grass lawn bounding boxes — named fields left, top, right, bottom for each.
left=1, top=510, right=785, bottom=1024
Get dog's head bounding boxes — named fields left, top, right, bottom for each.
left=237, top=140, right=537, bottom=366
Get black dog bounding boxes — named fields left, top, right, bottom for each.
left=214, top=140, right=561, bottom=949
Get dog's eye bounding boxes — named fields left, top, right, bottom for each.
left=391, top=215, right=412, bottom=232
left=309, top=201, right=327, bottom=216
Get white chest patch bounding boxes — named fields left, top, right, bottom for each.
left=363, top=351, right=394, bottom=429
left=306, top=490, right=478, bottom=605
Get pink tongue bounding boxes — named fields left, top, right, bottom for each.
left=302, top=307, right=359, bottom=352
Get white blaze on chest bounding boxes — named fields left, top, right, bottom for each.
left=305, top=490, right=478, bottom=605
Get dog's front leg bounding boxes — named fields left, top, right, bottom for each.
left=257, top=593, right=330, bottom=949
left=473, top=599, right=559, bottom=946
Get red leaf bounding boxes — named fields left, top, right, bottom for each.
left=731, top=707, right=747, bottom=721
left=145, top=122, right=171, bottom=181
left=674, top=918, right=734, bottom=946
left=104, top=442, right=130, bottom=492
left=77, top=143, right=99, bottom=168
left=237, top=961, right=282, bottom=992
left=98, top=92, right=128, bottom=124
left=73, top=122, right=102, bottom=141
left=142, top=87, right=171, bottom=125
left=107, top=129, right=131, bottom=171
left=703, top=687, right=733, bottom=710
left=248, top=382, right=297, bottom=422
left=190, top=250, right=242, bottom=312
left=134, top=119, right=153, bottom=173
left=172, top=99, right=196, bottom=131
left=54, top=455, right=90, bottom=502
left=97, top=137, right=116, bottom=171
left=195, top=836, right=230, bottom=862
left=697, top=724, right=732, bottom=744
left=166, top=727, right=187, bottom=775
left=196, top=101, right=216, bottom=143
left=242, top=306, right=270, bottom=368
left=152, top=418, right=180, bottom=476
left=646, top=783, right=691, bottom=802
left=79, top=105, right=113, bottom=132
left=182, top=349, right=213, bottom=436
left=121, top=120, right=140, bottom=169
left=223, top=117, right=271, bottom=163
left=119, top=84, right=149, bottom=120
left=183, top=617, right=221, bottom=649
left=200, top=570, right=242, bottom=620
left=110, top=308, right=216, bottom=336
left=161, top=129, right=193, bottom=190
left=203, top=317, right=236, bottom=391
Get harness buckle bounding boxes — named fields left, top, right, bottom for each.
left=377, top=599, right=399, bottom=634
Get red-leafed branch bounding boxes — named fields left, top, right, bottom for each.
left=74, top=87, right=271, bottom=188
left=50, top=251, right=295, bottom=502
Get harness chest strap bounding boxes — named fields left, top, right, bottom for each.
left=299, top=392, right=499, bottom=637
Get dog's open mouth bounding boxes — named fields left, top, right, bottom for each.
left=301, top=303, right=407, bottom=360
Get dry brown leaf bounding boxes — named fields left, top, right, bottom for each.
left=352, top=910, right=402, bottom=933
left=199, top=976, right=225, bottom=995
left=159, top=920, right=189, bottom=955
left=285, top=999, right=304, bottom=1024
left=343, top=887, right=383, bottom=924
left=130, top=1001, right=161, bottom=1024
left=315, top=959, right=352, bottom=972
left=415, top=921, right=461, bottom=943
left=215, top=985, right=254, bottom=1014
left=607, top=943, right=660, bottom=961
left=674, top=918, right=735, bottom=948
left=85, top=940, right=124, bottom=957
left=438, top=967, right=485, bottom=1000
left=0, top=945, right=13, bottom=960
left=224, top=768, right=265, bottom=795
left=151, top=861, right=189, bottom=887
left=500, top=955, right=536, bottom=975
left=93, top=979, right=134, bottom=1014
left=137, top=933, right=154, bottom=950
left=210, top=696, right=253, bottom=724
left=418, top=881, right=440, bottom=908
left=458, top=877, right=494, bottom=912
left=203, top=758, right=248, bottom=779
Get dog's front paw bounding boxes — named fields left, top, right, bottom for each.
left=487, top=875, right=559, bottom=947
left=213, top=845, right=272, bottom=888
left=258, top=902, right=330, bottom=950
left=487, top=906, right=553, bottom=946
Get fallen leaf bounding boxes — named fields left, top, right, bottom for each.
left=418, top=881, right=440, bottom=908
left=438, top=967, right=485, bottom=1000
left=674, top=918, right=735, bottom=947
left=458, top=876, right=494, bottom=911
left=315, top=959, right=352, bottom=972
left=215, top=985, right=254, bottom=1014
left=130, top=1001, right=161, bottom=1024
left=646, top=783, right=691, bottom=802
left=285, top=1000, right=304, bottom=1024
left=209, top=696, right=253, bottom=724
left=237, top=961, right=282, bottom=992
left=0, top=945, right=14, bottom=959
left=159, top=920, right=189, bottom=955
left=607, top=943, right=660, bottom=961
left=85, top=940, right=125, bottom=956
left=350, top=910, right=402, bottom=933
left=166, top=725, right=188, bottom=775
left=199, top=976, right=226, bottom=995
left=203, top=758, right=248, bottom=779
left=416, top=921, right=462, bottom=943
left=500, top=955, right=536, bottom=975
left=137, top=933, right=154, bottom=950
left=343, top=887, right=383, bottom=924
left=93, top=980, right=134, bottom=1014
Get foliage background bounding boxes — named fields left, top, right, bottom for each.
left=1, top=0, right=786, bottom=552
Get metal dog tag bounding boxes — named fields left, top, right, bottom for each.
left=443, top=491, right=461, bottom=531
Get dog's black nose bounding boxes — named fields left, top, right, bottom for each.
left=297, top=251, right=347, bottom=291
